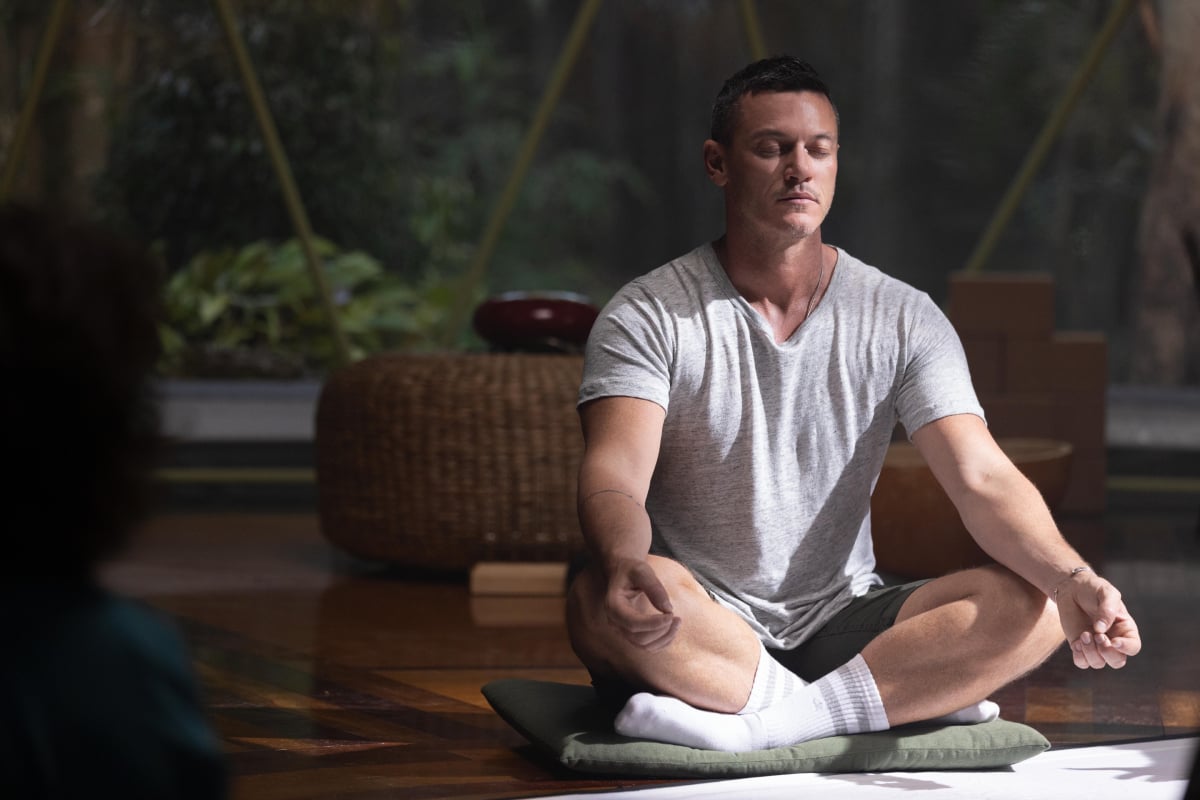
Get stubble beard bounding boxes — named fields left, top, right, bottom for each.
left=769, top=214, right=821, bottom=249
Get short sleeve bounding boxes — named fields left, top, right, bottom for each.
left=894, top=294, right=986, bottom=437
left=578, top=282, right=674, bottom=412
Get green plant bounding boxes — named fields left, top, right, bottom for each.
left=91, top=2, right=650, bottom=377
left=96, top=2, right=649, bottom=286
left=159, top=238, right=468, bottom=378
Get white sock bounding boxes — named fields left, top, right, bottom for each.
left=927, top=699, right=1000, bottom=726
left=741, top=647, right=997, bottom=726
left=615, top=654, right=889, bottom=751
left=739, top=643, right=807, bottom=713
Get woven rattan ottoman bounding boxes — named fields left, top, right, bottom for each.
left=315, top=352, right=586, bottom=570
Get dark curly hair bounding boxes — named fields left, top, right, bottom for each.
left=0, top=204, right=164, bottom=578
left=710, top=55, right=838, bottom=146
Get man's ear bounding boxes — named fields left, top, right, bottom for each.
left=703, top=139, right=727, bottom=187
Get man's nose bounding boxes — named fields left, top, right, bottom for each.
left=783, top=149, right=811, bottom=181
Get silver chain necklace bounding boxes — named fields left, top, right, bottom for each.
left=804, top=257, right=826, bottom=321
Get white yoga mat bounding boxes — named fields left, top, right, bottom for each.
left=531, top=736, right=1197, bottom=800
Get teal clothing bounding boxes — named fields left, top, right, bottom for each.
left=0, top=582, right=227, bottom=799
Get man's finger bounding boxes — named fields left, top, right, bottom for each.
left=1075, top=634, right=1107, bottom=669
left=646, top=616, right=682, bottom=651
left=628, top=616, right=680, bottom=651
left=1071, top=641, right=1091, bottom=670
left=637, top=574, right=675, bottom=615
left=1090, top=632, right=1125, bottom=668
left=1106, top=617, right=1142, bottom=656
left=1100, top=646, right=1127, bottom=669
left=1107, top=636, right=1142, bottom=657
left=1083, top=585, right=1124, bottom=632
left=614, top=608, right=676, bottom=634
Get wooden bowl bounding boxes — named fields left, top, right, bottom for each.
left=870, top=438, right=1073, bottom=579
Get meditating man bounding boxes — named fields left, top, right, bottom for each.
left=565, top=56, right=1141, bottom=752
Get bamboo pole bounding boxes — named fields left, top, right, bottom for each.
left=211, top=0, right=352, bottom=367
left=442, top=0, right=604, bottom=347
left=0, top=0, right=71, bottom=200
left=738, top=0, right=768, bottom=61
left=962, top=0, right=1136, bottom=274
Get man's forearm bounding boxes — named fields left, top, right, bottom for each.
left=578, top=482, right=654, bottom=576
left=958, top=465, right=1089, bottom=597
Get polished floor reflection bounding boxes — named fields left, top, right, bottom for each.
left=102, top=505, right=1200, bottom=799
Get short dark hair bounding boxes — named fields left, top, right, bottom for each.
left=0, top=204, right=164, bottom=578
left=710, top=56, right=837, bottom=145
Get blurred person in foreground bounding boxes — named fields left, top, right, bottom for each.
left=0, top=203, right=228, bottom=797
left=566, top=56, right=1141, bottom=751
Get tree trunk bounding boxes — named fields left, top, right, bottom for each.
left=55, top=1, right=137, bottom=214
left=1133, top=0, right=1200, bottom=384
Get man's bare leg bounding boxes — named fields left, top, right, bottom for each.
left=577, top=560, right=1062, bottom=750
left=863, top=563, right=1064, bottom=727
left=567, top=554, right=762, bottom=712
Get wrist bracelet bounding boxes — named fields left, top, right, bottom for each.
left=1052, top=566, right=1093, bottom=601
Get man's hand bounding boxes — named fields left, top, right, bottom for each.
left=1055, top=571, right=1142, bottom=669
left=603, top=558, right=681, bottom=651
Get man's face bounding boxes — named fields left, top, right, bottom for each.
left=705, top=90, right=839, bottom=244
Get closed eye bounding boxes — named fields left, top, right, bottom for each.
left=754, top=141, right=794, bottom=158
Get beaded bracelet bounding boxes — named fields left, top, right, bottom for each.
left=1052, top=566, right=1093, bottom=601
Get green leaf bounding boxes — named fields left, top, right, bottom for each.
left=326, top=251, right=383, bottom=289
left=197, top=293, right=231, bottom=327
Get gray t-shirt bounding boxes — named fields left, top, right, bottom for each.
left=579, top=243, right=984, bottom=649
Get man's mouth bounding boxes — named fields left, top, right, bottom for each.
left=780, top=192, right=817, bottom=203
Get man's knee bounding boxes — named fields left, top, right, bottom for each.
left=979, top=565, right=1064, bottom=655
left=566, top=563, right=612, bottom=675
left=565, top=555, right=710, bottom=670
left=989, top=565, right=1056, bottom=619
left=565, top=561, right=604, bottom=639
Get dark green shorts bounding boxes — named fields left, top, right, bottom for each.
left=590, top=579, right=929, bottom=713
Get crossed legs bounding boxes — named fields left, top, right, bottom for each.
left=864, top=562, right=1064, bottom=727
left=566, top=556, right=1064, bottom=749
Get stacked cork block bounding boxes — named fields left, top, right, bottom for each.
left=946, top=273, right=1107, bottom=513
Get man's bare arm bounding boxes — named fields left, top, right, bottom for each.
left=911, top=413, right=1141, bottom=669
left=576, top=396, right=677, bottom=649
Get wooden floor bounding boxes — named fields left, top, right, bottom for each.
left=101, top=502, right=1200, bottom=799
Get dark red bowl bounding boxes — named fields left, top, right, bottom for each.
left=472, top=291, right=599, bottom=352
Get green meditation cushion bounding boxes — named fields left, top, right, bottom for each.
left=482, top=678, right=1050, bottom=779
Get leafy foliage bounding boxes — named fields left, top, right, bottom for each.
left=96, top=2, right=406, bottom=272
left=159, top=238, right=465, bottom=378
left=93, top=1, right=649, bottom=376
